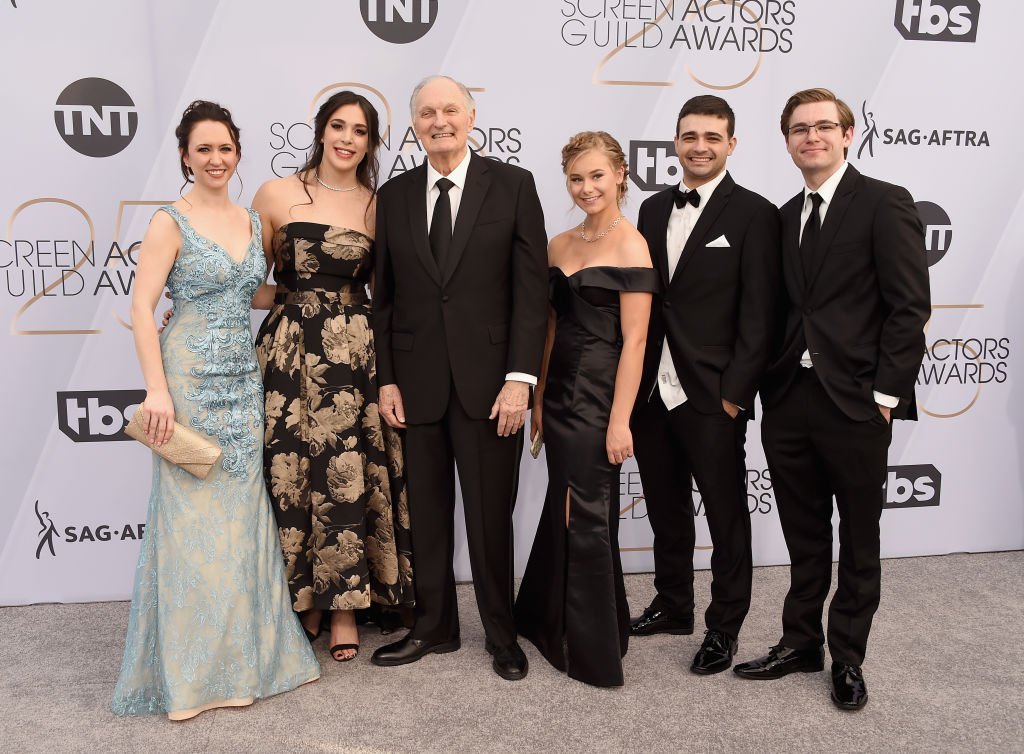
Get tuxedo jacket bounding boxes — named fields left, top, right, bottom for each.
left=373, top=152, right=549, bottom=424
left=760, top=164, right=931, bottom=421
left=635, top=172, right=782, bottom=417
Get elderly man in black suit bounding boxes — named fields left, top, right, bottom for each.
left=733, top=88, right=930, bottom=711
left=630, top=95, right=781, bottom=675
left=370, top=75, right=549, bottom=680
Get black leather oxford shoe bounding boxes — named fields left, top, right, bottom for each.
left=733, top=644, right=825, bottom=679
left=370, top=635, right=461, bottom=667
left=629, top=607, right=694, bottom=636
left=485, top=639, right=529, bottom=681
left=830, top=662, right=868, bottom=711
left=690, top=629, right=737, bottom=675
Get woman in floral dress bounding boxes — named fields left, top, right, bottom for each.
left=252, top=91, right=413, bottom=662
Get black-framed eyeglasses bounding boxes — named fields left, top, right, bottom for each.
left=786, top=121, right=842, bottom=138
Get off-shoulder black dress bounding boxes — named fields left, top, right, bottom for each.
left=515, top=265, right=659, bottom=687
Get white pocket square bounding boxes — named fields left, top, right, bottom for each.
left=706, top=235, right=730, bottom=248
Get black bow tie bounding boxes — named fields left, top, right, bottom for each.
left=673, top=187, right=700, bottom=209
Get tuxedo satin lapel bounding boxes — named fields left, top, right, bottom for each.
left=806, top=167, right=859, bottom=293
left=648, top=190, right=673, bottom=289
left=670, top=173, right=734, bottom=286
left=408, top=165, right=441, bottom=285
left=444, top=154, right=490, bottom=284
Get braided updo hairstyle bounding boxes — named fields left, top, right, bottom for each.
left=560, top=130, right=629, bottom=202
left=174, top=100, right=242, bottom=185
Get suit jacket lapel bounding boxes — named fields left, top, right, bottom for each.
left=407, top=164, right=441, bottom=285
left=647, top=190, right=673, bottom=289
left=670, top=172, right=734, bottom=287
left=443, top=152, right=491, bottom=284
left=782, top=192, right=804, bottom=297
left=806, top=164, right=859, bottom=293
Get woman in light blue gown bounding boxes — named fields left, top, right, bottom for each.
left=112, top=101, right=320, bottom=721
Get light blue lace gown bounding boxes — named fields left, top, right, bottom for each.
left=112, top=206, right=320, bottom=716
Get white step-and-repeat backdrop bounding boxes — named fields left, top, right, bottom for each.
left=1, top=0, right=1020, bottom=605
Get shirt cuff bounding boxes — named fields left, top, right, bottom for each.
left=873, top=390, right=899, bottom=408
left=505, top=372, right=537, bottom=386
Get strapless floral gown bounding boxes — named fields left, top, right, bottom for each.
left=255, top=223, right=413, bottom=615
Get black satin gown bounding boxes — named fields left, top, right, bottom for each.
left=515, top=265, right=659, bottom=687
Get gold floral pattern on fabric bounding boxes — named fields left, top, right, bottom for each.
left=256, top=223, right=413, bottom=612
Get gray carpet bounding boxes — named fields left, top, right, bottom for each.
left=1, top=552, right=1022, bottom=753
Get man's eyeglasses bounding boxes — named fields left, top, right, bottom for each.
left=786, top=121, right=843, bottom=138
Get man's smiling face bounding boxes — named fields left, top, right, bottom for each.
left=413, top=78, right=476, bottom=169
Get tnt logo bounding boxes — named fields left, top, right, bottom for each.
left=883, top=464, right=942, bottom=508
left=54, top=78, right=139, bottom=157
left=56, top=390, right=145, bottom=442
left=895, top=0, right=980, bottom=42
left=915, top=201, right=953, bottom=267
left=628, top=141, right=679, bottom=193
left=360, top=0, right=438, bottom=43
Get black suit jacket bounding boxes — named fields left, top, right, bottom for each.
left=373, top=152, right=549, bottom=424
left=635, top=172, right=781, bottom=416
left=761, top=164, right=931, bottom=421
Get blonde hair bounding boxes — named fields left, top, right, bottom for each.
left=561, top=131, right=629, bottom=202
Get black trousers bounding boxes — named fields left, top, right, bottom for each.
left=632, top=392, right=752, bottom=638
left=761, top=367, right=892, bottom=665
left=404, top=387, right=522, bottom=647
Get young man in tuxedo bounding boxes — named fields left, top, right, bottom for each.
left=371, top=75, right=549, bottom=680
left=733, top=88, right=930, bottom=711
left=630, top=95, right=781, bottom=675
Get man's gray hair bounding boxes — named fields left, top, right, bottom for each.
left=409, top=75, right=476, bottom=119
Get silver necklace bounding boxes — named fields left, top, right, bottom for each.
left=315, top=169, right=358, bottom=193
left=579, top=214, right=623, bottom=243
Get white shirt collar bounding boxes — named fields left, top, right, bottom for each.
left=426, top=148, right=472, bottom=192
left=804, top=161, right=848, bottom=207
left=677, top=169, right=728, bottom=208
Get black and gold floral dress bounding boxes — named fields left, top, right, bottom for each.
left=255, top=223, right=414, bottom=615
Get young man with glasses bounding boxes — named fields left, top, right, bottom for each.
left=732, top=88, right=930, bottom=711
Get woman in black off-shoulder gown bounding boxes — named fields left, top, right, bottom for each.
left=515, top=132, right=657, bottom=687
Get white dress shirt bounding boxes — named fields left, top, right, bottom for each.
left=425, top=149, right=536, bottom=386
left=798, top=161, right=897, bottom=408
left=656, top=170, right=728, bottom=410
left=425, top=148, right=471, bottom=233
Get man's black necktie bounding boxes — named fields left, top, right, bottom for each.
left=430, top=177, right=455, bottom=270
left=673, top=186, right=700, bottom=209
left=800, top=192, right=823, bottom=278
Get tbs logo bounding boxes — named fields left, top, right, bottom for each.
left=883, top=464, right=942, bottom=508
left=895, top=1, right=980, bottom=43
left=629, top=141, right=680, bottom=193
left=57, top=390, right=145, bottom=442
left=360, top=0, right=438, bottom=43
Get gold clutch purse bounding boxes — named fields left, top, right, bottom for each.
left=125, top=406, right=223, bottom=479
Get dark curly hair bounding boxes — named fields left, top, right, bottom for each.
left=174, top=100, right=242, bottom=186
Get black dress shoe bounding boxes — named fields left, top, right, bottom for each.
left=629, top=607, right=694, bottom=636
left=485, top=639, right=529, bottom=681
left=733, top=644, right=825, bottom=679
left=690, top=629, right=737, bottom=675
left=370, top=635, right=461, bottom=667
left=830, top=662, right=868, bottom=711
